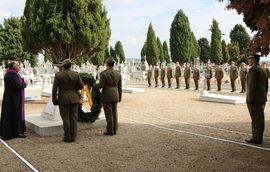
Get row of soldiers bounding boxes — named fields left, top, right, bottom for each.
left=147, top=61, right=270, bottom=92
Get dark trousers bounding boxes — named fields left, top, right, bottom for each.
left=103, top=102, right=118, bottom=134
left=207, top=79, right=211, bottom=90
left=176, top=77, right=180, bottom=88
left=147, top=78, right=151, bottom=87
left=185, top=78, right=190, bottom=89
left=59, top=104, right=79, bottom=141
left=161, top=78, right=165, bottom=87
left=247, top=103, right=265, bottom=140
left=230, top=79, right=236, bottom=91
left=194, top=79, right=199, bottom=90
left=241, top=79, right=246, bottom=92
left=154, top=77, right=158, bottom=87
left=217, top=79, right=222, bottom=91
left=167, top=78, right=171, bottom=88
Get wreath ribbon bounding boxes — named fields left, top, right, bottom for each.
left=80, top=85, right=93, bottom=107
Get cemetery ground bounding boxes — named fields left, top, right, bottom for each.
left=1, top=80, right=270, bottom=171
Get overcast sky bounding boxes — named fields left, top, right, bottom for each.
left=0, top=0, right=253, bottom=59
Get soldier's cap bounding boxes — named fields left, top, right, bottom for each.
left=241, top=62, right=246, bottom=65
left=231, top=61, right=235, bottom=64
left=61, top=59, right=72, bottom=66
left=248, top=53, right=260, bottom=61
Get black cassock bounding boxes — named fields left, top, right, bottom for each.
left=0, top=70, right=26, bottom=140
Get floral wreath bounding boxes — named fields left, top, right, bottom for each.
left=78, top=73, right=102, bottom=122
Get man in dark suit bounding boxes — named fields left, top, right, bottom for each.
left=193, top=64, right=200, bottom=90
left=52, top=59, right=84, bottom=142
left=94, top=57, right=122, bottom=136
left=245, top=54, right=268, bottom=144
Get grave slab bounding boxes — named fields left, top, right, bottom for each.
left=199, top=91, right=245, bottom=105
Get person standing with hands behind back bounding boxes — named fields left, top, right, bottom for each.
left=94, top=57, right=122, bottom=136
left=245, top=54, right=268, bottom=144
left=52, top=59, right=84, bottom=143
left=0, top=61, right=28, bottom=140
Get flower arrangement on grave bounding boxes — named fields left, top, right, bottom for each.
left=78, top=73, right=102, bottom=123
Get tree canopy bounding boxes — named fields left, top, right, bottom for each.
left=156, top=37, right=164, bottom=63
left=23, top=0, right=110, bottom=63
left=170, top=10, right=192, bottom=63
left=220, top=0, right=270, bottom=55
left=145, top=23, right=158, bottom=65
left=163, top=41, right=170, bottom=64
left=0, top=17, right=37, bottom=66
left=198, top=37, right=211, bottom=63
left=114, top=41, right=125, bottom=64
left=210, top=19, right=222, bottom=64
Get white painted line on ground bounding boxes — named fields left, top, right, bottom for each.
left=123, top=117, right=270, bottom=152
left=122, top=108, right=270, bottom=140
left=0, top=139, right=39, bottom=172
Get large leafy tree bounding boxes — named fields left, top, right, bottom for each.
left=145, top=23, right=158, bottom=65
left=0, top=17, right=37, bottom=66
left=23, top=0, right=110, bottom=64
left=156, top=37, right=164, bottom=63
left=163, top=41, right=170, bottom=64
left=210, top=19, right=222, bottom=64
left=221, top=40, right=229, bottom=63
left=198, top=37, right=211, bottom=63
left=230, top=24, right=250, bottom=54
left=170, top=10, right=192, bottom=63
left=114, top=41, right=125, bottom=64
left=219, top=0, right=270, bottom=55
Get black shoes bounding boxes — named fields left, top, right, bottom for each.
left=245, top=138, right=263, bottom=144
left=18, top=133, right=26, bottom=138
left=62, top=139, right=75, bottom=143
left=103, top=132, right=114, bottom=136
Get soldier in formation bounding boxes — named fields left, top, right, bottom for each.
left=175, top=62, right=181, bottom=89
left=215, top=64, right=224, bottom=91
left=147, top=65, right=152, bottom=87
left=167, top=64, right=173, bottom=88
left=154, top=65, right=159, bottom=87
left=239, top=62, right=248, bottom=93
left=184, top=63, right=191, bottom=89
left=205, top=63, right=213, bottom=91
left=160, top=65, right=166, bottom=88
left=193, top=64, right=200, bottom=90
left=229, top=61, right=239, bottom=92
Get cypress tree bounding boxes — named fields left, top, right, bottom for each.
left=145, top=23, right=158, bottom=65
left=198, top=37, right=210, bottom=63
left=156, top=37, right=164, bottom=63
left=221, top=40, right=229, bottom=63
left=0, top=17, right=37, bottom=66
left=163, top=41, right=170, bottom=64
left=210, top=19, right=222, bottom=64
left=228, top=42, right=240, bottom=63
left=190, top=32, right=200, bottom=63
left=114, top=41, right=125, bottom=64
left=170, top=9, right=192, bottom=63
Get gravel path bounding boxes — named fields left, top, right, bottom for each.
left=0, top=84, right=270, bottom=171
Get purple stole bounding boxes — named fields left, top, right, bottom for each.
left=6, top=69, right=25, bottom=122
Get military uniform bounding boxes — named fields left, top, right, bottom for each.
left=154, top=67, right=159, bottom=87
left=230, top=66, right=239, bottom=92
left=94, top=67, right=122, bottom=135
left=215, top=66, right=224, bottom=91
left=147, top=68, right=152, bottom=87
left=240, top=66, right=247, bottom=93
left=184, top=66, right=191, bottom=89
left=205, top=67, right=213, bottom=90
left=160, top=67, right=166, bottom=88
left=167, top=67, right=173, bottom=88
left=175, top=66, right=181, bottom=89
left=193, top=68, right=200, bottom=90
left=52, top=66, right=84, bottom=142
left=246, top=63, right=268, bottom=143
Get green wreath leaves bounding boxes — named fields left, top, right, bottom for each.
left=78, top=73, right=102, bottom=123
